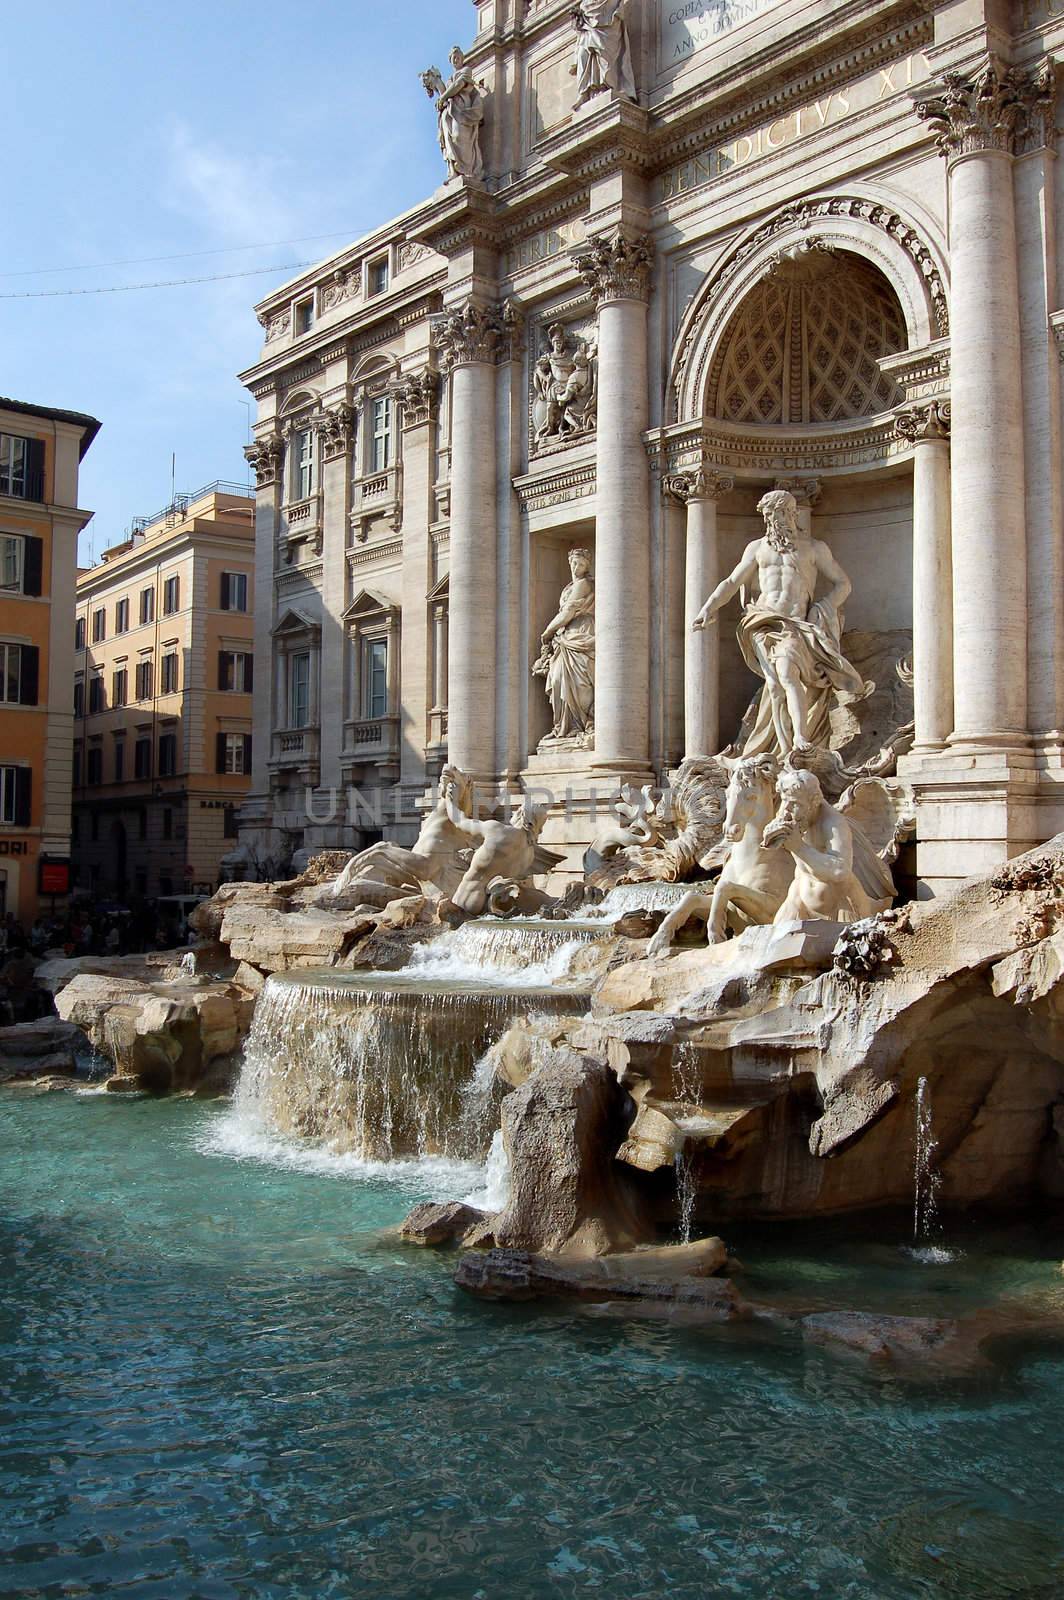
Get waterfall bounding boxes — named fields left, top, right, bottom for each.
left=229, top=972, right=588, bottom=1164
left=674, top=1150, right=697, bottom=1245
left=596, top=882, right=693, bottom=917
left=913, top=1076, right=941, bottom=1244
left=402, top=917, right=610, bottom=985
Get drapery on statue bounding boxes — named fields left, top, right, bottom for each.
left=532, top=325, right=598, bottom=443
left=420, top=48, right=486, bottom=181
left=570, top=0, right=636, bottom=106
left=533, top=548, right=595, bottom=746
left=694, top=489, right=871, bottom=758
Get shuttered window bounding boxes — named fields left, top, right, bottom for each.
left=0, top=435, right=44, bottom=501
left=0, top=643, right=38, bottom=705
left=0, top=766, right=32, bottom=826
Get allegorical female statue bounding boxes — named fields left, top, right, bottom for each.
left=533, top=547, right=595, bottom=745
left=420, top=47, right=486, bottom=182
left=571, top=0, right=637, bottom=106
left=532, top=325, right=598, bottom=444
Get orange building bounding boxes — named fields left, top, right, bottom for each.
left=0, top=397, right=100, bottom=927
left=72, top=484, right=255, bottom=903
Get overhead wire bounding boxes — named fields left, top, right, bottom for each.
left=0, top=230, right=359, bottom=278
left=0, top=262, right=317, bottom=299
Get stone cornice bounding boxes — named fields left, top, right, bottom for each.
left=915, top=57, right=1059, bottom=161
left=653, top=414, right=906, bottom=478
left=573, top=230, right=654, bottom=306
left=513, top=459, right=596, bottom=515
left=879, top=340, right=951, bottom=405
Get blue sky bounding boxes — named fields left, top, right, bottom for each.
left=1, top=0, right=472, bottom=561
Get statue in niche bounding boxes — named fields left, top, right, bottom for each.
left=532, top=325, right=598, bottom=444
left=533, top=547, right=595, bottom=747
left=421, top=48, right=487, bottom=182
left=693, top=489, right=870, bottom=759
left=570, top=0, right=636, bottom=106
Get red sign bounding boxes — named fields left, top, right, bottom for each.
left=38, top=859, right=71, bottom=895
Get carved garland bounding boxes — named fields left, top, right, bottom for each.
left=673, top=197, right=950, bottom=418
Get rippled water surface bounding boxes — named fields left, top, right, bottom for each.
left=3, top=1091, right=1064, bottom=1599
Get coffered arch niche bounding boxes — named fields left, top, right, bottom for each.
left=670, top=196, right=949, bottom=427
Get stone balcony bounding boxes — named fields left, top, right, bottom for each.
left=350, top=464, right=402, bottom=542
left=269, top=726, right=321, bottom=779
left=343, top=715, right=400, bottom=766
left=280, top=493, right=323, bottom=562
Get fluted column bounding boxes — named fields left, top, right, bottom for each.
left=574, top=232, right=654, bottom=772
left=897, top=402, right=954, bottom=750
left=918, top=63, right=1032, bottom=751
left=432, top=304, right=507, bottom=782
left=396, top=368, right=439, bottom=797
left=667, top=466, right=733, bottom=758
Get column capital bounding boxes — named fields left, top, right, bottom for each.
left=915, top=58, right=1058, bottom=163
left=573, top=229, right=654, bottom=306
left=313, top=402, right=356, bottom=460
left=896, top=400, right=952, bottom=444
left=665, top=467, right=734, bottom=505
left=774, top=476, right=822, bottom=508
left=431, top=298, right=524, bottom=370
left=244, top=434, right=283, bottom=488
left=395, top=368, right=440, bottom=430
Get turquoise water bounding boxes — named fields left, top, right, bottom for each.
left=3, top=1091, right=1064, bottom=1599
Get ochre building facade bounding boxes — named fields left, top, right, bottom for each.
left=72, top=486, right=255, bottom=902
left=0, top=397, right=99, bottom=926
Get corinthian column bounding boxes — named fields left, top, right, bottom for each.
left=432, top=303, right=506, bottom=782
left=896, top=402, right=953, bottom=750
left=667, top=466, right=734, bottom=758
left=574, top=231, right=654, bottom=772
left=917, top=63, right=1031, bottom=751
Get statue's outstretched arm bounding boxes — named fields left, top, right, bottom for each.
left=694, top=542, right=758, bottom=629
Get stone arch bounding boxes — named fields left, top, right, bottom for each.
left=671, top=194, right=949, bottom=425
left=278, top=387, right=320, bottom=418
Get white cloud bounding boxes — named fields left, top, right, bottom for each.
left=166, top=123, right=299, bottom=243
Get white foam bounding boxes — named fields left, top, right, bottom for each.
left=900, top=1244, right=962, bottom=1266
left=198, top=1108, right=486, bottom=1200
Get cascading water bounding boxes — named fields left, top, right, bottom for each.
left=227, top=968, right=590, bottom=1166
left=401, top=916, right=610, bottom=985
left=595, top=882, right=693, bottom=918
left=674, top=1150, right=697, bottom=1245
left=908, top=1076, right=956, bottom=1263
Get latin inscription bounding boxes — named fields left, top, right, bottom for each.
left=508, top=218, right=587, bottom=274
left=662, top=0, right=778, bottom=65
left=661, top=54, right=929, bottom=202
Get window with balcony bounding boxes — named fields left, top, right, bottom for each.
left=370, top=397, right=393, bottom=473
left=140, top=587, right=154, bottom=625
left=0, top=642, right=38, bottom=706
left=111, top=668, right=127, bottom=708
left=0, top=434, right=44, bottom=501
left=0, top=765, right=31, bottom=826
left=294, top=428, right=315, bottom=501
left=220, top=570, right=249, bottom=612
left=92, top=608, right=106, bottom=643
left=163, top=575, right=180, bottom=616
left=289, top=651, right=311, bottom=729
left=161, top=653, right=179, bottom=694
left=115, top=597, right=129, bottom=634
left=218, top=650, right=253, bottom=692
left=0, top=533, right=42, bottom=596
left=364, top=638, right=388, bottom=720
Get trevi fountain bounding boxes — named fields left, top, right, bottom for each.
left=6, top=0, right=1064, bottom=1595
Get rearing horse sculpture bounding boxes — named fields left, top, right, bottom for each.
left=645, top=756, right=795, bottom=958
